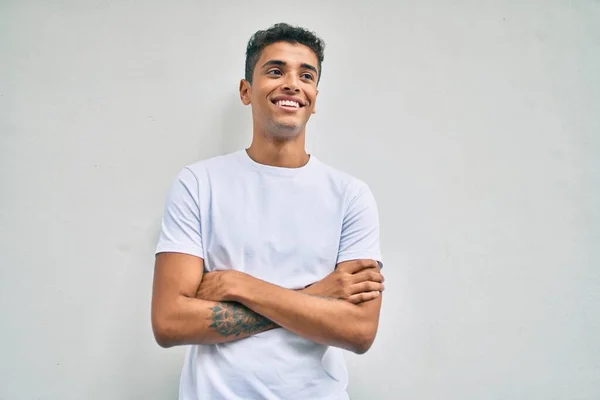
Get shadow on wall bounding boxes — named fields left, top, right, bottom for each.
left=218, top=92, right=252, bottom=155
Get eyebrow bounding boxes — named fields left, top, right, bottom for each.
left=261, top=59, right=318, bottom=75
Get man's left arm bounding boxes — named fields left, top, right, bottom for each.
left=227, top=265, right=382, bottom=354
left=198, top=182, right=384, bottom=354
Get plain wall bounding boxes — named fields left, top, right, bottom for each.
left=1, top=1, right=599, bottom=399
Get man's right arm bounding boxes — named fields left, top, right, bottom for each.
left=151, top=252, right=277, bottom=347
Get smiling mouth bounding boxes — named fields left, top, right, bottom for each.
left=272, top=99, right=305, bottom=109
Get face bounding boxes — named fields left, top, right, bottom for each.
left=239, top=41, right=319, bottom=140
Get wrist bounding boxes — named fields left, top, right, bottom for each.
left=225, top=270, right=252, bottom=302
left=299, top=284, right=315, bottom=296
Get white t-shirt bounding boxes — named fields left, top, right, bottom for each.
left=156, top=149, right=383, bottom=400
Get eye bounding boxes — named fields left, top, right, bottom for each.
left=267, top=69, right=283, bottom=76
left=301, top=73, right=314, bottom=81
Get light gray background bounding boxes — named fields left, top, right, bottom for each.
left=1, top=1, right=599, bottom=399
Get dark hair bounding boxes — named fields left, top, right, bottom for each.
left=245, top=22, right=325, bottom=84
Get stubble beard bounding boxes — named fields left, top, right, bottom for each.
left=264, top=118, right=304, bottom=141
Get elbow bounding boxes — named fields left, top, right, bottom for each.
left=152, top=311, right=180, bottom=348
left=353, top=343, right=372, bottom=355
left=152, top=322, right=175, bottom=348
left=351, top=335, right=375, bottom=355
left=153, top=328, right=176, bottom=348
left=349, top=323, right=378, bottom=355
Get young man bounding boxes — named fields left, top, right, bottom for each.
left=151, top=23, right=385, bottom=399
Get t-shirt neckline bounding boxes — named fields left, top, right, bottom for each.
left=236, top=149, right=317, bottom=177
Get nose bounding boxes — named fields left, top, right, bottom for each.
left=282, top=75, right=300, bottom=93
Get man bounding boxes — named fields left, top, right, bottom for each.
left=151, top=22, right=385, bottom=399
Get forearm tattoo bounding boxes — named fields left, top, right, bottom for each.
left=208, top=302, right=276, bottom=337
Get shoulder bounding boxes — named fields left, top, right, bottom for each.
left=311, top=156, right=373, bottom=202
left=162, top=151, right=244, bottom=198
left=183, top=150, right=242, bottom=176
left=171, top=151, right=244, bottom=186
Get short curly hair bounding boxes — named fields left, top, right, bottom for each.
left=245, top=23, right=325, bottom=84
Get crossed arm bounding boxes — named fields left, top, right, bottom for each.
left=151, top=252, right=384, bottom=354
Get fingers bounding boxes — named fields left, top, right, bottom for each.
left=352, top=281, right=385, bottom=294
left=351, top=268, right=384, bottom=285
left=337, top=259, right=379, bottom=274
left=347, top=291, right=381, bottom=304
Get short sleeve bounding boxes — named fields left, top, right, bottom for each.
left=155, top=167, right=204, bottom=258
left=336, top=182, right=383, bottom=268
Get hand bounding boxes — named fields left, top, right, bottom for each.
left=302, top=259, right=384, bottom=304
left=195, top=270, right=243, bottom=302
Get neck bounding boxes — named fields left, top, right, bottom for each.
left=246, top=129, right=309, bottom=168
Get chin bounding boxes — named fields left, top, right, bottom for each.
left=265, top=120, right=303, bottom=141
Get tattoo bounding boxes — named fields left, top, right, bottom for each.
left=208, top=302, right=276, bottom=337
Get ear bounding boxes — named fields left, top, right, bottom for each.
left=239, top=79, right=251, bottom=105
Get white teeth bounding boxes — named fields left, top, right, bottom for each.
left=276, top=100, right=300, bottom=108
